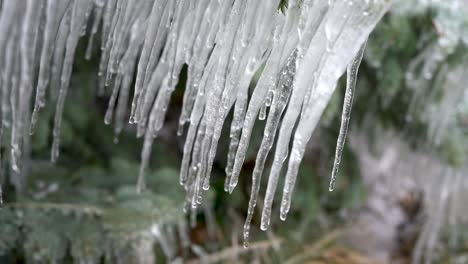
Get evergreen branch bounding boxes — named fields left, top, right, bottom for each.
left=3, top=202, right=105, bottom=216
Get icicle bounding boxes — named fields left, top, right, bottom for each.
left=256, top=2, right=330, bottom=202
left=179, top=60, right=215, bottom=187
left=103, top=0, right=130, bottom=83
left=135, top=63, right=168, bottom=137
left=224, top=0, right=302, bottom=194
left=0, top=0, right=21, bottom=178
left=227, top=0, right=281, bottom=193
left=178, top=0, right=224, bottom=132
left=212, top=1, right=254, bottom=189
left=9, top=34, right=21, bottom=174
left=114, top=19, right=147, bottom=136
left=100, top=0, right=116, bottom=52
left=85, top=0, right=104, bottom=60
left=102, top=14, right=148, bottom=128
left=106, top=0, right=146, bottom=77
left=30, top=0, right=72, bottom=135
left=182, top=0, right=247, bottom=191
left=137, top=132, right=153, bottom=193
left=196, top=0, right=242, bottom=193
left=14, top=0, right=42, bottom=173
left=0, top=12, right=19, bottom=132
left=49, top=9, right=71, bottom=101
left=104, top=74, right=123, bottom=125
left=132, top=0, right=173, bottom=126
left=142, top=1, right=190, bottom=137
left=189, top=120, right=208, bottom=208
left=97, top=0, right=124, bottom=91
left=329, top=40, right=366, bottom=192
left=244, top=49, right=296, bottom=246
left=278, top=0, right=387, bottom=221
left=51, top=0, right=91, bottom=162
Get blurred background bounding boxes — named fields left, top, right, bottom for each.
left=0, top=1, right=467, bottom=263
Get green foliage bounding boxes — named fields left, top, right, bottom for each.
left=0, top=167, right=184, bottom=263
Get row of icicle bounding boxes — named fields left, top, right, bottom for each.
left=0, top=0, right=389, bottom=245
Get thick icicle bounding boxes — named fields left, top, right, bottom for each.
left=31, top=0, right=72, bottom=135
left=114, top=20, right=147, bottom=136
left=0, top=0, right=21, bottom=179
left=227, top=0, right=281, bottom=193
left=49, top=9, right=72, bottom=101
left=180, top=0, right=245, bottom=194
left=178, top=0, right=228, bottom=133
left=14, top=0, right=42, bottom=172
left=85, top=0, right=104, bottom=60
left=329, top=40, right=366, bottom=192
left=188, top=0, right=232, bottom=193
left=227, top=0, right=325, bottom=195
left=132, top=0, right=173, bottom=128
left=0, top=0, right=21, bottom=134
left=259, top=2, right=331, bottom=220
left=243, top=49, right=296, bottom=247
left=279, top=1, right=387, bottom=221
left=179, top=59, right=216, bottom=187
left=51, top=0, right=91, bottom=162
left=97, top=0, right=124, bottom=91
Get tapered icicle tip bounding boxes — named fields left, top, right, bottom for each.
left=179, top=178, right=186, bottom=187
left=177, top=123, right=184, bottom=136
left=329, top=164, right=340, bottom=192
left=29, top=112, right=41, bottom=135
left=280, top=211, right=288, bottom=221
left=329, top=180, right=336, bottom=192
left=228, top=183, right=237, bottom=194
left=260, top=219, right=269, bottom=231
left=328, top=40, right=367, bottom=193
left=228, top=173, right=240, bottom=193
left=29, top=125, right=36, bottom=136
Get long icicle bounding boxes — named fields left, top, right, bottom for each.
left=30, top=0, right=64, bottom=134
left=243, top=49, right=296, bottom=247
left=51, top=0, right=91, bottom=162
left=328, top=40, right=367, bottom=192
